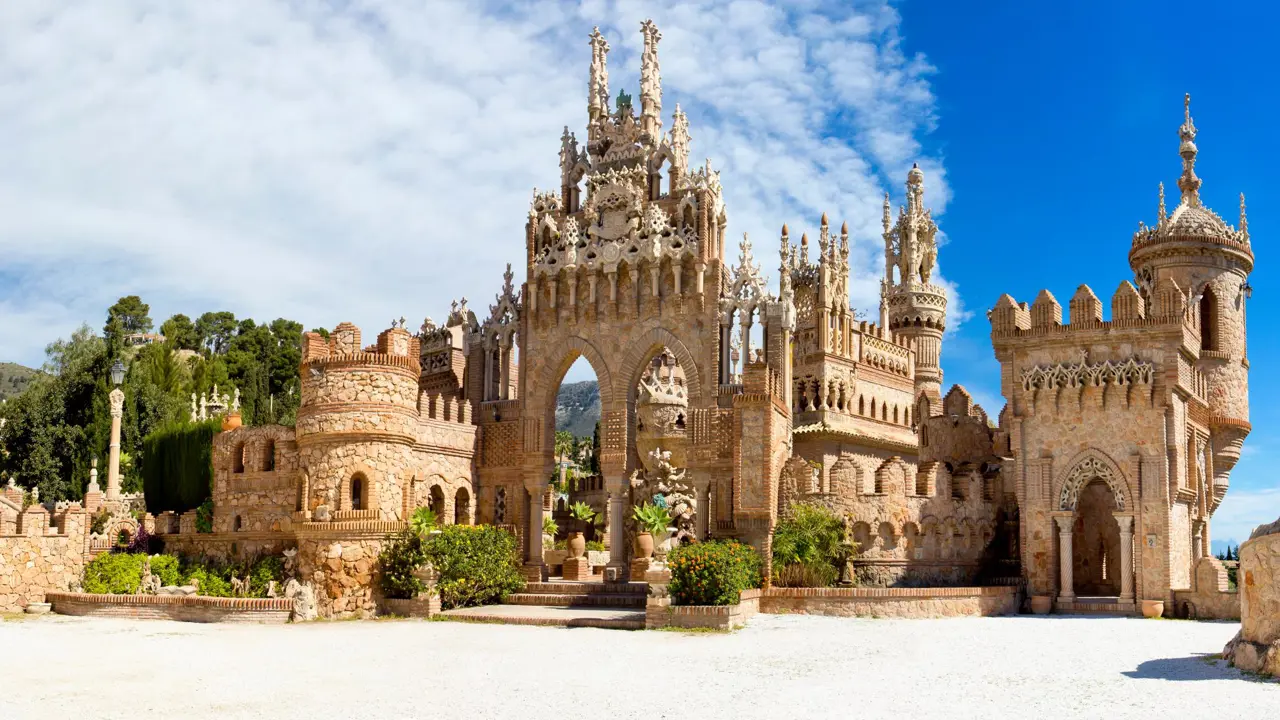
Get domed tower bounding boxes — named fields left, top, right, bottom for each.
left=295, top=322, right=422, bottom=521
left=1129, top=94, right=1253, bottom=506
left=883, top=163, right=947, bottom=412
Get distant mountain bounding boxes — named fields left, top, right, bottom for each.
left=0, top=362, right=36, bottom=402
left=555, top=380, right=600, bottom=439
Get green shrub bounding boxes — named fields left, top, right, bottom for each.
left=423, top=525, right=524, bottom=609
left=585, top=540, right=606, bottom=552
left=141, top=419, right=221, bottom=514
left=379, top=529, right=430, bottom=599
left=633, top=503, right=670, bottom=535
left=667, top=540, right=762, bottom=606
left=410, top=507, right=438, bottom=535
left=83, top=553, right=146, bottom=594
left=149, top=555, right=182, bottom=587
left=771, top=503, right=854, bottom=587
left=194, top=498, right=214, bottom=534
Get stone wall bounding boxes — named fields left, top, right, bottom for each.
left=0, top=507, right=87, bottom=613
left=296, top=531, right=393, bottom=618
left=1224, top=521, right=1280, bottom=676
left=46, top=592, right=293, bottom=623
left=1171, top=557, right=1238, bottom=620
left=645, top=589, right=761, bottom=630
left=760, top=585, right=1020, bottom=618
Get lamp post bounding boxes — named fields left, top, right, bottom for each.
left=106, top=360, right=126, bottom=501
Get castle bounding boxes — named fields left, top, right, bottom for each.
left=4, top=22, right=1247, bottom=620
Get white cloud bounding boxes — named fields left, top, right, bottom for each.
left=1212, top=486, right=1280, bottom=547
left=0, top=0, right=950, bottom=374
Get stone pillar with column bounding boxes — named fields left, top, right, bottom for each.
left=692, top=470, right=711, bottom=540
left=605, top=475, right=628, bottom=578
left=1054, top=514, right=1075, bottom=603
left=523, top=480, right=545, bottom=582
left=1115, top=513, right=1135, bottom=603
left=107, top=386, right=125, bottom=501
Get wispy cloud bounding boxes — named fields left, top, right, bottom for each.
left=0, top=1, right=950, bottom=370
left=1212, top=486, right=1280, bottom=546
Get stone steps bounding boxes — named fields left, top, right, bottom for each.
left=506, top=592, right=646, bottom=608
left=438, top=604, right=646, bottom=630
left=525, top=581, right=648, bottom=596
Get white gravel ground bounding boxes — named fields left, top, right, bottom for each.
left=1, top=613, right=1275, bottom=720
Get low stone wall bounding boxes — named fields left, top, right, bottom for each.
left=852, top=559, right=982, bottom=588
left=646, top=589, right=761, bottom=630
left=0, top=528, right=87, bottom=613
left=1172, top=557, right=1239, bottom=620
left=760, top=585, right=1021, bottom=618
left=380, top=595, right=441, bottom=618
left=46, top=592, right=293, bottom=624
left=1224, top=522, right=1280, bottom=677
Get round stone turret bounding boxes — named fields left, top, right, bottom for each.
left=295, top=322, right=423, bottom=521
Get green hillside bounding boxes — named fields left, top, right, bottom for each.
left=0, top=362, right=37, bottom=402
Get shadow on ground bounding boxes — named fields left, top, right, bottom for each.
left=1123, top=654, right=1276, bottom=683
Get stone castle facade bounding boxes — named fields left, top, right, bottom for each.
left=128, top=24, right=1251, bottom=618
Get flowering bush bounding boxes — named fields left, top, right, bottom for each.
left=379, top=528, right=430, bottom=599
left=667, top=540, right=762, bottom=606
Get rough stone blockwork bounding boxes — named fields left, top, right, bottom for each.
left=760, top=586, right=1020, bottom=618
left=1223, top=522, right=1280, bottom=676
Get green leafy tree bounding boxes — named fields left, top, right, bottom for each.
left=159, top=314, right=200, bottom=351
left=104, top=296, right=153, bottom=349
left=194, top=311, right=237, bottom=355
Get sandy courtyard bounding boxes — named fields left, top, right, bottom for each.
left=1, top=613, right=1275, bottom=719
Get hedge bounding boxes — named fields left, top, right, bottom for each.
left=141, top=419, right=221, bottom=514
left=379, top=524, right=524, bottom=609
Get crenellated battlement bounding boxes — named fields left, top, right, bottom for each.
left=301, top=322, right=421, bottom=376
left=990, top=279, right=1200, bottom=341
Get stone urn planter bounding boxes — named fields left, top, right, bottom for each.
left=221, top=412, right=242, bottom=431
left=1030, top=595, right=1053, bottom=615
left=566, top=532, right=586, bottom=559
left=635, top=531, right=655, bottom=559
left=1141, top=600, right=1164, bottom=619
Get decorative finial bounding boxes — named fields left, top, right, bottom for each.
left=1240, top=192, right=1249, bottom=240
left=840, top=221, right=848, bottom=235
left=882, top=192, right=891, bottom=234
left=820, top=212, right=828, bottom=227
left=1158, top=182, right=1166, bottom=223
left=781, top=223, right=789, bottom=237
left=1177, top=93, right=1201, bottom=207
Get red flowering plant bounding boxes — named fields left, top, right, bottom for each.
left=666, top=540, right=762, bottom=606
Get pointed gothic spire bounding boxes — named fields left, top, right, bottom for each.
left=670, top=103, right=690, bottom=172
left=1158, top=181, right=1166, bottom=223
left=1177, top=93, right=1202, bottom=207
left=639, top=20, right=663, bottom=139
left=882, top=192, right=891, bottom=234
left=588, top=27, right=611, bottom=123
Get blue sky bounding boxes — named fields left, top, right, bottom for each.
left=898, top=0, right=1279, bottom=548
left=0, top=1, right=1273, bottom=545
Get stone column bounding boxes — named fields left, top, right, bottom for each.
left=1054, top=515, right=1075, bottom=603
left=606, top=477, right=627, bottom=576
left=107, top=387, right=125, bottom=500
left=1116, top=514, right=1135, bottom=602
left=526, top=487, right=544, bottom=566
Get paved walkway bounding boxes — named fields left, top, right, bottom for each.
left=1, top=613, right=1275, bottom=719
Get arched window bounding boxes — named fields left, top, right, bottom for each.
left=263, top=440, right=276, bottom=472
left=233, top=515, right=242, bottom=532
left=1200, top=287, right=1217, bottom=352
left=351, top=474, right=366, bottom=511
left=455, top=487, right=472, bottom=526
left=233, top=443, right=245, bottom=474
left=430, top=485, right=446, bottom=520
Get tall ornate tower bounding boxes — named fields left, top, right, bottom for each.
left=1129, top=94, right=1253, bottom=522
left=883, top=163, right=947, bottom=413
